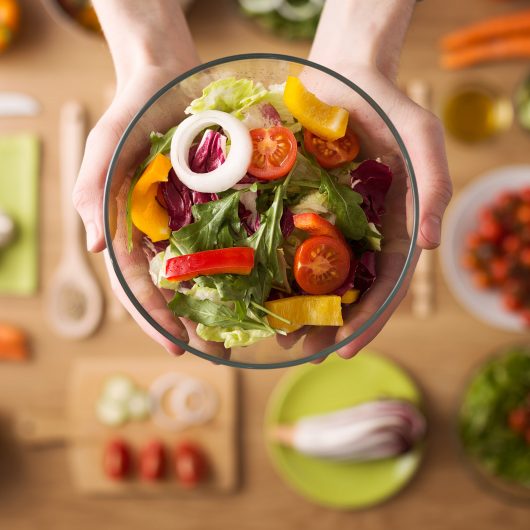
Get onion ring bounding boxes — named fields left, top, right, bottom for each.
left=170, top=110, right=252, bottom=193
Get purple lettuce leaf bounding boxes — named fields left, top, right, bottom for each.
left=333, top=251, right=377, bottom=298
left=280, top=207, right=294, bottom=239
left=350, top=160, right=393, bottom=226
left=160, top=169, right=193, bottom=231
left=238, top=201, right=260, bottom=235
left=189, top=129, right=226, bottom=173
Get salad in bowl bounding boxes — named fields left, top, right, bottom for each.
left=104, top=54, right=418, bottom=368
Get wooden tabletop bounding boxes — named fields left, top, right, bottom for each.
left=1, top=0, right=530, bottom=528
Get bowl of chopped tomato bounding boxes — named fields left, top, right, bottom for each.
left=441, top=165, right=530, bottom=332
left=104, top=54, right=419, bottom=368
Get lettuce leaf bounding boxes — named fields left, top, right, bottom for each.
left=196, top=324, right=274, bottom=348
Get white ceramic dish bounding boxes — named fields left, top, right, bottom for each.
left=441, top=165, right=530, bottom=332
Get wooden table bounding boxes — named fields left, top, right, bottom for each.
left=1, top=0, right=530, bottom=528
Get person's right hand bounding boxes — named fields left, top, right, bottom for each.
left=72, top=1, right=215, bottom=356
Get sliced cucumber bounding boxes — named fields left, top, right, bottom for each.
left=101, top=374, right=136, bottom=404
left=277, top=0, right=323, bottom=21
left=127, top=391, right=152, bottom=421
left=239, top=0, right=284, bottom=14
left=96, top=397, right=129, bottom=427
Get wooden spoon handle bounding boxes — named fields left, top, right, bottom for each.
left=60, top=101, right=86, bottom=255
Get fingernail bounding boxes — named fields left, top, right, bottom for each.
left=420, top=215, right=441, bottom=248
left=86, top=222, right=98, bottom=251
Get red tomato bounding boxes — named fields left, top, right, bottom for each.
left=520, top=247, right=530, bottom=267
left=491, top=257, right=509, bottom=282
left=103, top=439, right=131, bottom=480
left=293, top=213, right=343, bottom=239
left=479, top=217, right=503, bottom=242
left=517, top=203, right=530, bottom=224
left=294, top=236, right=350, bottom=295
left=461, top=252, right=479, bottom=270
left=139, top=440, right=165, bottom=481
left=304, top=128, right=360, bottom=169
left=175, top=442, right=209, bottom=488
left=502, top=234, right=521, bottom=254
left=247, top=126, right=297, bottom=180
left=503, top=292, right=522, bottom=312
left=508, top=408, right=528, bottom=434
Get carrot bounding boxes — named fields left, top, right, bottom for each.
left=0, top=323, right=28, bottom=361
left=441, top=9, right=530, bottom=52
left=441, top=35, right=530, bottom=70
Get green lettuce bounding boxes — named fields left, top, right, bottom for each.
left=196, top=324, right=274, bottom=348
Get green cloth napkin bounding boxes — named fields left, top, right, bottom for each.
left=0, top=134, right=39, bottom=295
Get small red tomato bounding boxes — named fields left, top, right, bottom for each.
left=520, top=247, right=530, bottom=267
left=491, top=257, right=509, bottom=283
left=461, top=252, right=479, bottom=270
left=508, top=408, right=527, bottom=434
left=139, top=440, right=165, bottom=481
left=517, top=204, right=530, bottom=225
left=466, top=232, right=483, bottom=250
left=479, top=218, right=503, bottom=242
left=103, top=439, right=131, bottom=480
left=175, top=442, right=209, bottom=488
left=502, top=234, right=521, bottom=254
left=503, top=292, right=522, bottom=312
left=472, top=270, right=492, bottom=289
left=304, top=128, right=360, bottom=169
left=522, top=188, right=530, bottom=203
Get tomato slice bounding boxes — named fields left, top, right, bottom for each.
left=175, top=442, right=209, bottom=488
left=103, top=439, right=131, bottom=481
left=139, top=440, right=165, bottom=481
left=248, top=126, right=297, bottom=180
left=304, top=128, right=360, bottom=169
left=294, top=236, right=351, bottom=295
left=166, top=247, right=255, bottom=282
left=293, top=213, right=344, bottom=240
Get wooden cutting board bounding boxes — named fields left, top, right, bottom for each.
left=16, top=356, right=238, bottom=495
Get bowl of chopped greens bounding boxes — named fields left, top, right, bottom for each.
left=458, top=345, right=530, bottom=502
left=103, top=53, right=418, bottom=368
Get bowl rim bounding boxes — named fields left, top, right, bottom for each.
left=103, top=52, right=419, bottom=369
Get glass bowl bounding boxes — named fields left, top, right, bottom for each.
left=456, top=345, right=530, bottom=504
left=104, top=53, right=418, bottom=369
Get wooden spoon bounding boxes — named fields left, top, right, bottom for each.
left=47, top=101, right=104, bottom=339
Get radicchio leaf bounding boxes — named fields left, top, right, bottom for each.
left=189, top=129, right=227, bottom=173
left=333, top=251, right=376, bottom=297
left=239, top=200, right=260, bottom=235
left=280, top=207, right=294, bottom=238
left=350, top=160, right=393, bottom=226
left=160, top=169, right=193, bottom=231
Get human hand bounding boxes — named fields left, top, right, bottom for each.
left=72, top=1, right=219, bottom=356
left=285, top=0, right=452, bottom=360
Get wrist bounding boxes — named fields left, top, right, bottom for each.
left=93, top=0, right=199, bottom=87
left=309, top=0, right=416, bottom=81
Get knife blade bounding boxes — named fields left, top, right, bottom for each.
left=0, top=92, right=40, bottom=117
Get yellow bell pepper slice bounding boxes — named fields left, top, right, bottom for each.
left=341, top=289, right=360, bottom=304
left=265, top=295, right=343, bottom=333
left=283, top=76, right=349, bottom=141
left=131, top=154, right=172, bottom=242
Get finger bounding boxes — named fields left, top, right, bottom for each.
left=334, top=248, right=420, bottom=359
left=275, top=326, right=310, bottom=349
left=403, top=111, right=453, bottom=250
left=103, top=249, right=186, bottom=356
left=180, top=318, right=230, bottom=361
left=73, top=110, right=126, bottom=253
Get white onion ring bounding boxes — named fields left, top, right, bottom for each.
left=149, top=372, right=218, bottom=431
left=169, top=377, right=218, bottom=426
left=170, top=110, right=252, bottom=193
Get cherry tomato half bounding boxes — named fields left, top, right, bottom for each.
left=175, top=442, right=209, bottom=488
left=294, top=235, right=350, bottom=295
left=103, top=439, right=131, bottom=481
left=248, top=126, right=297, bottom=180
left=304, top=128, right=360, bottom=169
left=139, top=440, right=165, bottom=481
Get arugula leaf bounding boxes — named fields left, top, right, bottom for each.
left=126, top=127, right=176, bottom=251
left=170, top=192, right=244, bottom=254
left=319, top=170, right=368, bottom=240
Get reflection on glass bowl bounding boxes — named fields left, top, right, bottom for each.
left=104, top=53, right=418, bottom=369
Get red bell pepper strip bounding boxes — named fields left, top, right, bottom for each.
left=166, top=247, right=255, bottom=282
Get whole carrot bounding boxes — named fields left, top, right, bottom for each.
left=441, top=9, right=530, bottom=52
left=441, top=35, right=530, bottom=70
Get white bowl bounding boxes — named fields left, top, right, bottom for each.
left=441, top=165, right=530, bottom=332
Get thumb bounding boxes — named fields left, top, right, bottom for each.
left=404, top=111, right=453, bottom=250
left=73, top=111, right=124, bottom=253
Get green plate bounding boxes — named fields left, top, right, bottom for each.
left=265, top=351, right=424, bottom=510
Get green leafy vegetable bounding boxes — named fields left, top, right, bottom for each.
left=185, top=77, right=268, bottom=118
left=126, top=127, right=176, bottom=252
left=196, top=323, right=275, bottom=348
left=459, top=348, right=530, bottom=486
left=319, top=170, right=368, bottom=240
left=170, top=192, right=244, bottom=254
